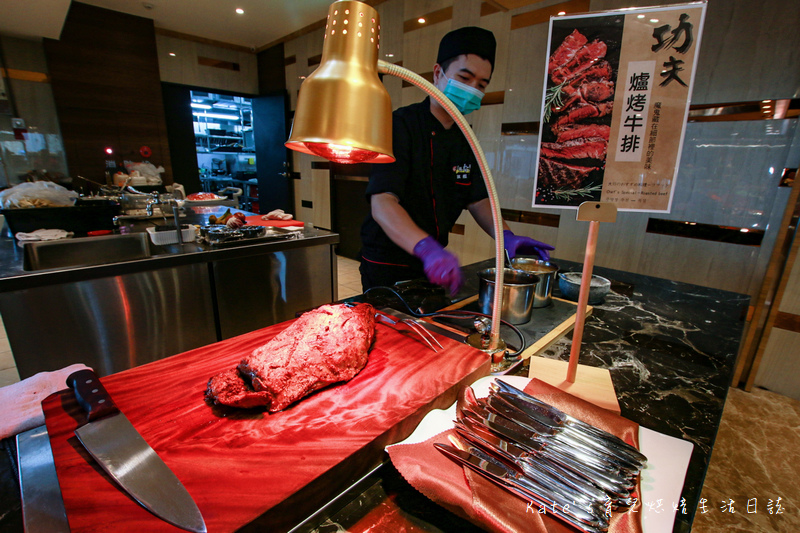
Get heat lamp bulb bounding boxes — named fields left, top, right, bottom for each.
left=304, top=142, right=381, bottom=164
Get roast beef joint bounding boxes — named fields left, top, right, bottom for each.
left=206, top=303, right=376, bottom=412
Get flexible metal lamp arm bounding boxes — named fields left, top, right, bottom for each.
left=378, top=60, right=505, bottom=352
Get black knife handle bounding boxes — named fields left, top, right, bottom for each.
left=67, top=369, right=119, bottom=422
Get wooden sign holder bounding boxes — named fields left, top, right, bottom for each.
left=528, top=201, right=619, bottom=412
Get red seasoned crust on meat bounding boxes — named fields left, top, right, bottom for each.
left=205, top=368, right=271, bottom=409
left=237, top=303, right=376, bottom=412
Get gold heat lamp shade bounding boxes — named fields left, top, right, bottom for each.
left=285, top=0, right=394, bottom=164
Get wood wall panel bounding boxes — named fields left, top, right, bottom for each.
left=43, top=2, right=172, bottom=184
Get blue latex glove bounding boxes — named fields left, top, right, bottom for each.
left=503, top=230, right=555, bottom=261
left=413, top=236, right=463, bottom=296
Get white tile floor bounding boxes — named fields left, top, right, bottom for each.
left=0, top=257, right=365, bottom=388
left=337, top=255, right=363, bottom=300
left=0, top=314, right=20, bottom=388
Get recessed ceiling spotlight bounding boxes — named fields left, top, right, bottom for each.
left=418, top=17, right=426, bottom=24
left=168, top=52, right=176, bottom=56
left=637, top=14, right=645, bottom=19
left=557, top=11, right=566, bottom=16
left=650, top=18, right=659, bottom=23
left=236, top=8, right=244, bottom=15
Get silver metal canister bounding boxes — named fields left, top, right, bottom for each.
left=510, top=257, right=559, bottom=308
left=478, top=268, right=539, bottom=324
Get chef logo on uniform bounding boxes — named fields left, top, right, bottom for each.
left=453, top=163, right=472, bottom=184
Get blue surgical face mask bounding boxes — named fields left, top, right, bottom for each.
left=441, top=73, right=485, bottom=115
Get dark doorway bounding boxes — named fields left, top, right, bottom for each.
left=162, top=83, right=201, bottom=193
left=253, top=94, right=292, bottom=215
left=331, top=163, right=371, bottom=260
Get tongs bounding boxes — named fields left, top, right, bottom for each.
left=375, top=310, right=444, bottom=353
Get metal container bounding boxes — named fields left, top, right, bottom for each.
left=478, top=268, right=539, bottom=325
left=510, top=257, right=559, bottom=308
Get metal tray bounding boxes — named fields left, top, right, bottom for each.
left=206, top=226, right=300, bottom=248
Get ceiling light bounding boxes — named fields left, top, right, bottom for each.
left=650, top=18, right=659, bottom=23
left=168, top=52, right=176, bottom=57
left=557, top=11, right=566, bottom=15
left=236, top=8, right=244, bottom=15
left=190, top=103, right=212, bottom=109
left=637, top=14, right=645, bottom=19
left=418, top=17, right=426, bottom=24
left=192, top=112, right=240, bottom=120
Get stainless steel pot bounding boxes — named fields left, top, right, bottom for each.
left=510, top=257, right=559, bottom=308
left=478, top=268, right=539, bottom=325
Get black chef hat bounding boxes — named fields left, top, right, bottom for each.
left=436, top=26, right=496, bottom=70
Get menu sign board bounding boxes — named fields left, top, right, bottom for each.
left=533, top=2, right=707, bottom=212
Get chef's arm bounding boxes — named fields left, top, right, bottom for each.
left=467, top=198, right=510, bottom=238
left=370, top=192, right=429, bottom=254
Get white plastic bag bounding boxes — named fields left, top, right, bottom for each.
left=0, top=181, right=78, bottom=209
left=124, top=162, right=164, bottom=185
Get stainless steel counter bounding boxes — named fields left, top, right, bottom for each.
left=0, top=206, right=340, bottom=378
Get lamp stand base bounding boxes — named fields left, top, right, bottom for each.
left=527, top=356, right=619, bottom=414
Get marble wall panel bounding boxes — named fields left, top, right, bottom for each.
left=376, top=0, right=405, bottom=62
left=448, top=212, right=496, bottom=265
left=375, top=0, right=405, bottom=107
left=669, top=120, right=794, bottom=230
left=156, top=35, right=258, bottom=94
left=404, top=0, right=454, bottom=21
left=478, top=10, right=511, bottom=94
left=501, top=23, right=549, bottom=124
left=494, top=136, right=540, bottom=210
left=403, top=19, right=449, bottom=75
left=311, top=167, right=332, bottom=230
left=451, top=0, right=483, bottom=29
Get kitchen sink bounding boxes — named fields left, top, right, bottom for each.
left=22, top=232, right=158, bottom=271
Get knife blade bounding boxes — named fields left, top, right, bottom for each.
left=16, top=425, right=70, bottom=533
left=492, top=379, right=647, bottom=465
left=67, top=369, right=206, bottom=533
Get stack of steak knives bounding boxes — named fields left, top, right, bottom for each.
left=436, top=379, right=647, bottom=533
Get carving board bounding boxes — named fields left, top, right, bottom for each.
left=42, top=315, right=490, bottom=532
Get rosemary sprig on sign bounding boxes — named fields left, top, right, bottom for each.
left=543, top=81, right=567, bottom=123
left=553, top=183, right=603, bottom=200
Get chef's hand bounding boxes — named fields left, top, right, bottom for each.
left=503, top=230, right=555, bottom=261
left=413, top=236, right=463, bottom=296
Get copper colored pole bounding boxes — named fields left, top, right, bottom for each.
left=567, top=220, right=600, bottom=382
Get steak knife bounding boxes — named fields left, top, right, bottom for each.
left=67, top=369, right=206, bottom=533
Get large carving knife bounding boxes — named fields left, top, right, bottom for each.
left=67, top=369, right=206, bottom=533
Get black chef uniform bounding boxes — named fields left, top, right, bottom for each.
left=359, top=97, right=488, bottom=289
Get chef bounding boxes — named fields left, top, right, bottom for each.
left=359, top=26, right=554, bottom=295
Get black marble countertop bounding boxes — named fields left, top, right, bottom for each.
left=349, top=257, right=749, bottom=533
left=0, top=206, right=338, bottom=292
